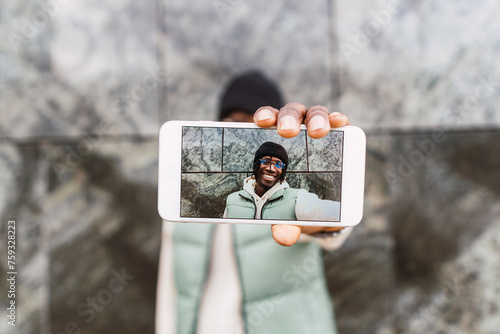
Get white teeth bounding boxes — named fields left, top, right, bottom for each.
left=263, top=174, right=275, bottom=180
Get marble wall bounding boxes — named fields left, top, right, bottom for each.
left=1, top=0, right=500, bottom=333
left=1, top=0, right=160, bottom=139
left=327, top=130, right=500, bottom=334
left=335, top=0, right=500, bottom=130
left=182, top=127, right=343, bottom=173
left=0, top=141, right=160, bottom=334
left=161, top=0, right=332, bottom=122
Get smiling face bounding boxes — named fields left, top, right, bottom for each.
left=255, top=156, right=283, bottom=196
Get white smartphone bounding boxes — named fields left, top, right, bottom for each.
left=158, top=121, right=366, bottom=227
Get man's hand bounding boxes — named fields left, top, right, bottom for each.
left=254, top=102, right=350, bottom=247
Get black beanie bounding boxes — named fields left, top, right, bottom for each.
left=253, top=142, right=288, bottom=166
left=219, top=70, right=283, bottom=121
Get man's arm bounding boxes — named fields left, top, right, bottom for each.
left=295, top=189, right=351, bottom=251
left=295, top=189, right=340, bottom=222
left=254, top=102, right=351, bottom=247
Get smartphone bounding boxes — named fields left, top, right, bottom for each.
left=158, top=121, right=366, bottom=227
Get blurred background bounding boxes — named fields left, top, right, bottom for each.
left=1, top=0, right=499, bottom=333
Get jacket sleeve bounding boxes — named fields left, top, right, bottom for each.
left=295, top=189, right=340, bottom=221
left=295, top=189, right=352, bottom=251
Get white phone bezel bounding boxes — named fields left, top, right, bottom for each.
left=158, top=121, right=365, bottom=227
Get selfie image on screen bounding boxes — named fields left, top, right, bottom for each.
left=180, top=126, right=343, bottom=221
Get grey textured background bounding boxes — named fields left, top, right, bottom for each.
left=1, top=0, right=500, bottom=333
left=221, top=128, right=308, bottom=172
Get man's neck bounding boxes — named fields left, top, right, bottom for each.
left=254, top=184, right=269, bottom=197
left=243, top=177, right=289, bottom=201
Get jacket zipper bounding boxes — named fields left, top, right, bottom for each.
left=239, top=193, right=257, bottom=219
left=260, top=194, right=284, bottom=219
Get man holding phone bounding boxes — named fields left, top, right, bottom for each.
left=157, top=71, right=353, bottom=334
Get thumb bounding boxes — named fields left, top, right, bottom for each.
left=271, top=224, right=302, bottom=247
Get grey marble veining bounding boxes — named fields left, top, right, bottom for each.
left=0, top=144, right=50, bottom=334
left=388, top=131, right=500, bottom=266
left=182, top=126, right=223, bottom=172
left=387, top=131, right=500, bottom=333
left=0, top=145, right=22, bottom=218
left=327, top=130, right=500, bottom=334
left=401, top=216, right=500, bottom=334
left=286, top=172, right=342, bottom=202
left=325, top=134, right=394, bottom=334
left=181, top=172, right=247, bottom=218
left=335, top=0, right=500, bottom=129
left=160, top=0, right=332, bottom=123
left=0, top=0, right=159, bottom=139
left=307, top=131, right=343, bottom=171
left=44, top=140, right=159, bottom=334
left=357, top=134, right=392, bottom=235
left=222, top=128, right=307, bottom=172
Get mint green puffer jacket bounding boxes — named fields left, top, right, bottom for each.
left=172, top=188, right=339, bottom=334
left=225, top=187, right=300, bottom=220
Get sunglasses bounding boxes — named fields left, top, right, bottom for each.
left=259, top=158, right=286, bottom=170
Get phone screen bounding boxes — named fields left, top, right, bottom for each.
left=180, top=126, right=344, bottom=222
